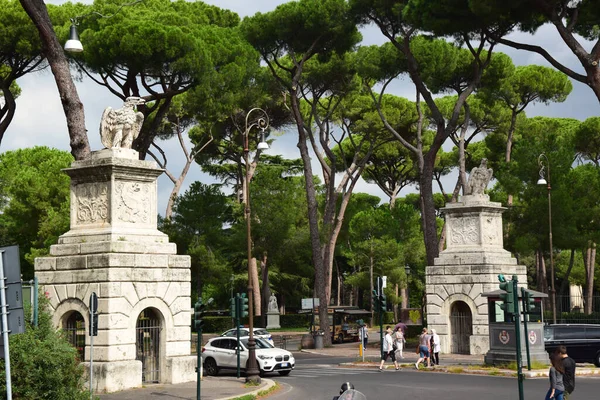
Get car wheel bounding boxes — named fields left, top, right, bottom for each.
left=204, top=358, right=219, bottom=376
left=278, top=370, right=291, bottom=376
left=595, top=351, right=600, bottom=368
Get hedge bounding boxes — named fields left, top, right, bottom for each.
left=543, top=311, right=600, bottom=324
left=201, top=314, right=312, bottom=333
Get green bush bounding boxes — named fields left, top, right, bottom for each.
left=202, top=316, right=234, bottom=333
left=279, top=314, right=311, bottom=329
left=544, top=311, right=600, bottom=324
left=0, top=295, right=91, bottom=399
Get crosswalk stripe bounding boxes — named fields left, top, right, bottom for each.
left=286, top=368, right=382, bottom=378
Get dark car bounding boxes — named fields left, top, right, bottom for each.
left=544, top=324, right=600, bottom=367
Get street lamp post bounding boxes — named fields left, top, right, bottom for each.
left=243, top=108, right=269, bottom=384
left=537, top=153, right=557, bottom=324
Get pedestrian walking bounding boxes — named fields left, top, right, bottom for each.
left=554, top=346, right=576, bottom=398
left=415, top=327, right=431, bottom=370
left=393, top=326, right=405, bottom=359
left=430, top=328, right=440, bottom=365
left=359, top=323, right=369, bottom=351
left=379, top=326, right=399, bottom=371
left=545, top=352, right=565, bottom=400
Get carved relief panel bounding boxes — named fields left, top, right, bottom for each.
left=483, top=215, right=502, bottom=246
left=449, top=216, right=480, bottom=245
left=115, top=181, right=152, bottom=224
left=75, top=183, right=109, bottom=224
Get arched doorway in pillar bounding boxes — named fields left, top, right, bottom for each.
left=136, top=308, right=162, bottom=383
left=63, top=311, right=86, bottom=361
left=449, top=301, right=472, bottom=354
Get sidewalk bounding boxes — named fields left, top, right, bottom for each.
left=302, top=341, right=600, bottom=378
left=98, top=377, right=276, bottom=400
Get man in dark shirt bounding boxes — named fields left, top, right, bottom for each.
left=555, top=346, right=576, bottom=398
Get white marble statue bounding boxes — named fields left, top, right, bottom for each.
left=268, top=294, right=278, bottom=312
left=100, top=97, right=145, bottom=149
left=467, top=159, right=493, bottom=195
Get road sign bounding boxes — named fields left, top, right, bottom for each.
left=0, top=308, right=25, bottom=336
left=0, top=246, right=21, bottom=283
left=89, top=292, right=98, bottom=337
left=301, top=298, right=319, bottom=310
left=5, top=284, right=22, bottom=310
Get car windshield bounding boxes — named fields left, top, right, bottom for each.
left=240, top=338, right=274, bottom=349
left=255, top=329, right=270, bottom=336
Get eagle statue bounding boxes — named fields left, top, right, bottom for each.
left=99, top=97, right=145, bottom=149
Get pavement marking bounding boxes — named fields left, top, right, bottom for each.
left=282, top=368, right=383, bottom=379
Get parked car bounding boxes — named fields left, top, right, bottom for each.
left=221, top=327, right=274, bottom=346
left=544, top=323, right=600, bottom=367
left=202, top=336, right=295, bottom=376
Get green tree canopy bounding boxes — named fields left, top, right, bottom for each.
left=0, top=146, right=72, bottom=279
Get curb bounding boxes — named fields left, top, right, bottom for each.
left=215, top=378, right=277, bottom=400
left=338, top=362, right=600, bottom=378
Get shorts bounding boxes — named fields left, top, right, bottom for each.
left=419, top=345, right=430, bottom=358
left=381, top=351, right=396, bottom=362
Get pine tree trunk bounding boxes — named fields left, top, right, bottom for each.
left=251, top=257, right=261, bottom=317
left=19, top=0, right=90, bottom=160
left=585, top=242, right=596, bottom=314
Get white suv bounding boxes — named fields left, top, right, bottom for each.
left=220, top=327, right=275, bottom=346
left=203, top=336, right=295, bottom=376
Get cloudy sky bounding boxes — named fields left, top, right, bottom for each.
left=3, top=0, right=599, bottom=215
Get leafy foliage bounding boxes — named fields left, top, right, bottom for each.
left=0, top=294, right=90, bottom=399
left=0, top=147, right=72, bottom=279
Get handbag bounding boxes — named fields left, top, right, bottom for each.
left=415, top=344, right=420, bottom=354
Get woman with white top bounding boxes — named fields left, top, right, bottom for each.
left=394, top=327, right=405, bottom=359
left=430, top=328, right=441, bottom=365
left=379, top=326, right=399, bottom=371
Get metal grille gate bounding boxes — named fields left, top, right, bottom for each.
left=64, top=311, right=86, bottom=361
left=449, top=301, right=472, bottom=354
left=136, top=308, right=161, bottom=383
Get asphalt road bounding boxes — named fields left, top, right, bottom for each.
left=267, top=365, right=599, bottom=400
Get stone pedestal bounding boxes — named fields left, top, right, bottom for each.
left=35, top=149, right=194, bottom=393
left=266, top=311, right=281, bottom=330
left=426, top=194, right=527, bottom=355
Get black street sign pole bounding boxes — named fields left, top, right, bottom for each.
left=512, top=276, right=524, bottom=400
left=89, top=292, right=98, bottom=400
left=0, top=249, right=13, bottom=400
left=521, top=287, right=532, bottom=370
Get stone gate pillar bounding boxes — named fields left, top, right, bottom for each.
left=425, top=193, right=527, bottom=355
left=35, top=148, right=194, bottom=393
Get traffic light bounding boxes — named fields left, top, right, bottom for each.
left=522, top=288, right=536, bottom=313
left=239, top=293, right=249, bottom=318
left=372, top=290, right=380, bottom=311
left=230, top=296, right=237, bottom=319
left=379, top=294, right=387, bottom=312
left=194, top=299, right=206, bottom=332
left=499, top=278, right=515, bottom=315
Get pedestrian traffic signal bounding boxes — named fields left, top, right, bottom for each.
left=379, top=294, right=387, bottom=312
left=194, top=299, right=206, bottom=332
left=522, top=288, right=536, bottom=313
left=230, top=296, right=237, bottom=319
left=371, top=289, right=380, bottom=310
left=239, top=293, right=249, bottom=318
left=499, top=279, right=515, bottom=315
